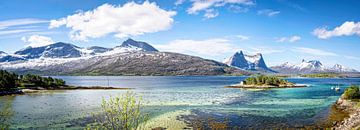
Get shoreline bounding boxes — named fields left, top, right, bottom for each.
left=332, top=95, right=360, bottom=129
left=0, top=86, right=132, bottom=96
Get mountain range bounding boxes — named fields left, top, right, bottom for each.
left=0, top=39, right=248, bottom=76
left=0, top=39, right=357, bottom=75
left=271, top=59, right=358, bottom=74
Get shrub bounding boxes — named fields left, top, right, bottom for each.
left=86, top=91, right=148, bottom=130
left=0, top=70, right=18, bottom=90
left=343, top=85, right=360, bottom=100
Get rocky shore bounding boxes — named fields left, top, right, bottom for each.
left=332, top=95, right=360, bottom=129
left=0, top=86, right=130, bottom=96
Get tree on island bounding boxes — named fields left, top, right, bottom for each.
left=243, top=75, right=294, bottom=86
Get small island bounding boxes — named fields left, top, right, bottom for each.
left=0, top=70, right=128, bottom=96
left=225, top=75, right=306, bottom=89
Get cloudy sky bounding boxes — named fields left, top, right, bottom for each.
left=0, top=0, right=360, bottom=69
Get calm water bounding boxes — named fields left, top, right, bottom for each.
left=0, top=76, right=359, bottom=129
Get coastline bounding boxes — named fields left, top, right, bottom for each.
left=0, top=86, right=131, bottom=96
left=332, top=95, right=360, bottom=129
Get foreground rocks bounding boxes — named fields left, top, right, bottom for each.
left=333, top=95, right=360, bottom=130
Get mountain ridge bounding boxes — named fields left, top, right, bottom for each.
left=224, top=51, right=275, bottom=72
left=271, top=59, right=358, bottom=74
left=0, top=39, right=249, bottom=76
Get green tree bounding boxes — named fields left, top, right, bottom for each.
left=0, top=70, right=18, bottom=90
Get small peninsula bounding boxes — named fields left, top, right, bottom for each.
left=333, top=85, right=360, bottom=129
left=0, top=70, right=127, bottom=96
left=225, top=75, right=306, bottom=89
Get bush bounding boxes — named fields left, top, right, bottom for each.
left=86, top=91, right=148, bottom=130
left=343, top=85, right=360, bottom=100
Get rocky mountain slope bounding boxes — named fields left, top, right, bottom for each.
left=271, top=59, right=358, bottom=74
left=0, top=39, right=249, bottom=76
left=223, top=51, right=274, bottom=72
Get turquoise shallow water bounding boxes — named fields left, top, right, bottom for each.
left=0, top=76, right=359, bottom=129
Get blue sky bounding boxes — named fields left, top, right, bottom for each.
left=0, top=0, right=360, bottom=69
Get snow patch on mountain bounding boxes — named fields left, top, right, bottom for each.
left=272, top=59, right=358, bottom=74
left=224, top=51, right=274, bottom=72
left=0, top=38, right=160, bottom=69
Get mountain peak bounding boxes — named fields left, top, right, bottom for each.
left=119, top=38, right=158, bottom=52
left=14, top=42, right=82, bottom=59
left=235, top=51, right=244, bottom=55
left=308, top=60, right=322, bottom=66
left=224, top=51, right=273, bottom=72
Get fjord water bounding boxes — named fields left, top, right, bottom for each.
left=1, top=76, right=359, bottom=129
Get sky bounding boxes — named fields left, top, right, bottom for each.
left=0, top=0, right=360, bottom=69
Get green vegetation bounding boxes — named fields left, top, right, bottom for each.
left=301, top=73, right=339, bottom=78
left=0, top=69, right=66, bottom=91
left=343, top=85, right=360, bottom=100
left=244, top=75, right=294, bottom=86
left=86, top=91, right=148, bottom=130
left=0, top=97, right=14, bottom=129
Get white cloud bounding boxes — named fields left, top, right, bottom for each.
left=187, top=0, right=254, bottom=18
left=0, top=18, right=48, bottom=29
left=236, top=35, right=250, bottom=41
left=249, top=47, right=284, bottom=54
left=313, top=21, right=360, bottom=39
left=257, top=9, right=280, bottom=17
left=175, top=0, right=186, bottom=5
left=49, top=1, right=176, bottom=41
left=155, top=38, right=238, bottom=56
left=344, top=55, right=360, bottom=60
left=21, top=35, right=54, bottom=48
left=228, top=5, right=249, bottom=13
left=204, top=9, right=219, bottom=19
left=276, top=35, right=301, bottom=43
left=292, top=47, right=337, bottom=56
left=0, top=29, right=33, bottom=36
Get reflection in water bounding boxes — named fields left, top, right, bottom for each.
left=0, top=96, right=15, bottom=129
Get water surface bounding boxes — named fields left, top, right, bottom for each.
left=0, top=76, right=359, bottom=129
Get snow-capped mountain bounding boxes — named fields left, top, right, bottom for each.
left=1, top=38, right=159, bottom=63
left=224, top=51, right=274, bottom=72
left=117, top=38, right=158, bottom=52
left=0, top=51, right=25, bottom=62
left=331, top=64, right=358, bottom=73
left=0, top=39, right=249, bottom=76
left=86, top=46, right=111, bottom=54
left=15, top=42, right=86, bottom=59
left=271, top=59, right=358, bottom=74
